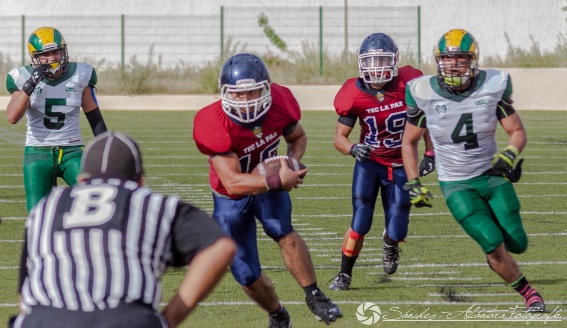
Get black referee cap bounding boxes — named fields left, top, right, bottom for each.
left=80, top=131, right=144, bottom=181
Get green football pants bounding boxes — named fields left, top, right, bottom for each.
left=23, top=145, right=83, bottom=211
left=440, top=174, right=527, bottom=254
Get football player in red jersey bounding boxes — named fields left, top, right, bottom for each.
left=329, top=33, right=434, bottom=291
left=193, top=53, right=342, bottom=327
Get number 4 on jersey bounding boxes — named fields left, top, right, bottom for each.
left=451, top=113, right=479, bottom=150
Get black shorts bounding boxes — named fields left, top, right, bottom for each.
left=14, top=302, right=166, bottom=328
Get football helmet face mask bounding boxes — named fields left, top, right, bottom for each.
left=219, top=54, right=272, bottom=124
left=435, top=29, right=479, bottom=88
left=28, top=27, right=69, bottom=79
left=358, top=33, right=399, bottom=84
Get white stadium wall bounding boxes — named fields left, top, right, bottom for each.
left=1, top=0, right=566, bottom=62
left=1, top=0, right=565, bottom=110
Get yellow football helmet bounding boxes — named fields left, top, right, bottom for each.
left=27, top=27, right=69, bottom=79
left=435, top=29, right=479, bottom=88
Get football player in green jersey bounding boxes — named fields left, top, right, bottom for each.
left=401, top=29, right=545, bottom=312
left=6, top=26, right=107, bottom=212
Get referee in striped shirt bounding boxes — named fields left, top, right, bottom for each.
left=11, top=131, right=236, bottom=328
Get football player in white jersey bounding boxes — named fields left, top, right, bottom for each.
left=6, top=26, right=107, bottom=212
left=401, top=29, right=545, bottom=312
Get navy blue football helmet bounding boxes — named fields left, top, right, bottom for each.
left=219, top=53, right=272, bottom=124
left=358, top=33, right=399, bottom=84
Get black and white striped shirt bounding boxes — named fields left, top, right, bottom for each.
left=19, top=178, right=225, bottom=312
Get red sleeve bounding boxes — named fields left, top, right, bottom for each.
left=333, top=78, right=358, bottom=116
left=193, top=102, right=232, bottom=155
left=397, top=65, right=423, bottom=83
left=271, top=83, right=301, bottom=122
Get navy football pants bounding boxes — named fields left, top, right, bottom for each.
left=350, top=160, right=412, bottom=242
left=212, top=191, right=294, bottom=286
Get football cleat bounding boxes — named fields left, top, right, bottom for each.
left=269, top=306, right=292, bottom=328
left=383, top=232, right=401, bottom=275
left=305, top=288, right=343, bottom=325
left=329, top=273, right=351, bottom=291
left=526, top=293, right=546, bottom=313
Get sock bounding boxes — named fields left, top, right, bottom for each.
left=340, top=253, right=358, bottom=277
left=510, top=275, right=543, bottom=306
left=302, top=282, right=318, bottom=295
left=269, top=303, right=283, bottom=315
left=384, top=234, right=397, bottom=246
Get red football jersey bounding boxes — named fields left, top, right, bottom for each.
left=334, top=65, right=422, bottom=167
left=193, top=83, right=301, bottom=198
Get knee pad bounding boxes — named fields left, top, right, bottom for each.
left=231, top=262, right=261, bottom=286
left=504, top=228, right=528, bottom=254
left=351, top=206, right=374, bottom=235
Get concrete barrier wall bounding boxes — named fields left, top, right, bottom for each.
left=0, top=69, right=565, bottom=111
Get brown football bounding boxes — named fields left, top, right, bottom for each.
left=252, top=156, right=307, bottom=179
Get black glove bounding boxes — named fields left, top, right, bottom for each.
left=491, top=146, right=518, bottom=172
left=22, top=64, right=49, bottom=96
left=490, top=158, right=524, bottom=183
left=419, top=154, right=435, bottom=177
left=349, top=143, right=372, bottom=162
left=403, top=178, right=433, bottom=208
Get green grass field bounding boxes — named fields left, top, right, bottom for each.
left=1, top=110, right=566, bottom=327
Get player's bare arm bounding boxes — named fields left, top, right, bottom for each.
left=499, top=112, right=527, bottom=152
left=6, top=91, right=30, bottom=124
left=211, top=152, right=270, bottom=196
left=284, top=122, right=307, bottom=161
left=81, top=86, right=99, bottom=112
left=401, top=123, right=426, bottom=180
left=423, top=129, right=434, bottom=152
left=333, top=121, right=355, bottom=155
left=162, top=237, right=236, bottom=328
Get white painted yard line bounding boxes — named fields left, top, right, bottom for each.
left=366, top=276, right=482, bottom=281
left=196, top=300, right=567, bottom=307
left=0, top=300, right=565, bottom=309
left=399, top=271, right=461, bottom=275
left=2, top=261, right=565, bottom=270
left=292, top=211, right=567, bottom=217
left=429, top=292, right=518, bottom=297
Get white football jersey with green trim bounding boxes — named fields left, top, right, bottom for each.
left=7, top=62, right=95, bottom=146
left=407, top=69, right=509, bottom=181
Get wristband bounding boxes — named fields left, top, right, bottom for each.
left=265, top=175, right=283, bottom=191
left=424, top=150, right=435, bottom=157
left=505, top=145, right=519, bottom=157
